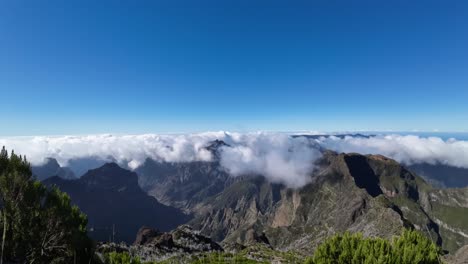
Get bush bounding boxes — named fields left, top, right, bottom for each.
left=189, top=252, right=262, bottom=264
left=104, top=252, right=142, bottom=264
left=306, top=229, right=441, bottom=264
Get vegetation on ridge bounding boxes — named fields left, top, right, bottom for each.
left=0, top=147, right=94, bottom=263
left=306, top=230, right=441, bottom=264
left=101, top=230, right=442, bottom=264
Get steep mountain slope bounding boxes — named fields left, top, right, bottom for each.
left=32, top=157, right=76, bottom=180
left=408, top=163, right=468, bottom=188
left=136, top=158, right=234, bottom=213
left=46, top=141, right=468, bottom=254
left=426, top=187, right=468, bottom=251
left=188, top=153, right=417, bottom=253
left=445, top=245, right=468, bottom=264
left=141, top=150, right=467, bottom=253
left=296, top=134, right=468, bottom=188
left=44, top=163, right=190, bottom=243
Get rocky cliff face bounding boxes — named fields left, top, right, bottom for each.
left=187, top=152, right=413, bottom=253
left=426, top=187, right=468, bottom=251
left=445, top=245, right=468, bottom=264
left=136, top=158, right=236, bottom=213
left=141, top=149, right=468, bottom=254
left=97, top=225, right=223, bottom=262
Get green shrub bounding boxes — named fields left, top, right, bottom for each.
left=306, top=229, right=441, bottom=264
left=189, top=252, right=262, bottom=264
left=104, top=251, right=142, bottom=264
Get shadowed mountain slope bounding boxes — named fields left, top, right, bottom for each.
left=44, top=163, right=190, bottom=243
left=408, top=163, right=468, bottom=188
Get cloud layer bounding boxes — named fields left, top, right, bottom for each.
left=219, top=133, right=321, bottom=187
left=2, top=132, right=468, bottom=187
left=0, top=132, right=321, bottom=187
left=315, top=134, right=468, bottom=168
left=0, top=133, right=221, bottom=168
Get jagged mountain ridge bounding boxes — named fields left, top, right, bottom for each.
left=39, top=139, right=468, bottom=254
left=97, top=225, right=223, bottom=262
left=139, top=148, right=468, bottom=253
left=31, top=157, right=76, bottom=180
left=187, top=152, right=419, bottom=252
left=136, top=159, right=239, bottom=213
left=32, top=156, right=115, bottom=180
left=33, top=136, right=468, bottom=189
left=43, top=163, right=190, bottom=243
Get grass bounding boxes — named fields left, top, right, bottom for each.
left=431, top=203, right=468, bottom=230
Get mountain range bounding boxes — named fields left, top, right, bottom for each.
left=32, top=134, right=468, bottom=190
left=40, top=140, right=468, bottom=257
left=136, top=150, right=468, bottom=253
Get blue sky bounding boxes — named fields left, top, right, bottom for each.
left=1, top=0, right=467, bottom=135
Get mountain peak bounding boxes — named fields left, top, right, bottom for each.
left=44, top=157, right=60, bottom=167
left=32, top=157, right=76, bottom=181
left=81, top=162, right=139, bottom=191
left=205, top=139, right=230, bottom=159
left=44, top=162, right=189, bottom=243
left=100, top=162, right=122, bottom=170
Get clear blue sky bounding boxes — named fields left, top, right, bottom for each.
left=1, top=0, right=467, bottom=135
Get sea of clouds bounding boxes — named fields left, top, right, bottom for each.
left=0, top=132, right=320, bottom=187
left=1, top=132, right=468, bottom=187
left=318, top=134, right=468, bottom=168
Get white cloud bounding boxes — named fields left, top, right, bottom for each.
left=219, top=133, right=321, bottom=188
left=0, top=132, right=321, bottom=187
left=2, top=132, right=468, bottom=188
left=316, top=134, right=468, bottom=168
left=0, top=132, right=223, bottom=168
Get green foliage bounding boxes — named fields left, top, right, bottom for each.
left=104, top=252, right=142, bottom=264
left=237, top=244, right=303, bottom=263
left=189, top=252, right=265, bottom=264
left=0, top=147, right=94, bottom=263
left=306, top=229, right=442, bottom=264
left=148, top=244, right=303, bottom=264
left=150, top=252, right=266, bottom=264
left=431, top=202, right=468, bottom=230
left=392, top=229, right=440, bottom=264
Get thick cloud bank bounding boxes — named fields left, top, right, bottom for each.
left=0, top=132, right=321, bottom=187
left=0, top=133, right=221, bottom=168
left=2, top=133, right=468, bottom=187
left=219, top=133, right=321, bottom=187
left=315, top=134, right=468, bottom=168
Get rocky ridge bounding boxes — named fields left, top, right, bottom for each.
left=139, top=147, right=468, bottom=254
left=97, top=225, right=223, bottom=262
